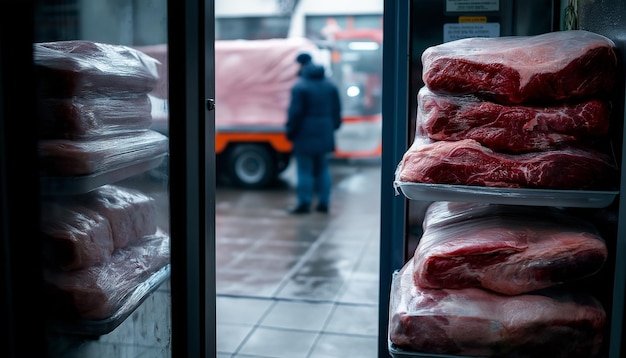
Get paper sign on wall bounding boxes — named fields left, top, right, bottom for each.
left=446, top=0, right=499, bottom=12
left=443, top=22, right=500, bottom=42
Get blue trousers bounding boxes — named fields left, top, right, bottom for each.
left=294, top=153, right=331, bottom=207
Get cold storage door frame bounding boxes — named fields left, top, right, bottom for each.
left=378, top=1, right=626, bottom=358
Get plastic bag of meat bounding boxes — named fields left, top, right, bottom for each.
left=78, top=185, right=158, bottom=249
left=40, top=201, right=115, bottom=271
left=38, top=129, right=168, bottom=176
left=34, top=40, right=160, bottom=97
left=396, top=136, right=617, bottom=190
left=422, top=30, right=617, bottom=104
left=41, top=185, right=158, bottom=270
left=389, top=260, right=606, bottom=358
left=416, top=86, right=611, bottom=153
left=413, top=201, right=608, bottom=295
left=43, top=230, right=170, bottom=320
left=37, top=94, right=154, bottom=140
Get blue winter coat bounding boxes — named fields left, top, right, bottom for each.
left=286, top=64, right=342, bottom=154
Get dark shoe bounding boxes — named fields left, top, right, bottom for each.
left=289, top=204, right=310, bottom=214
left=316, top=204, right=329, bottom=213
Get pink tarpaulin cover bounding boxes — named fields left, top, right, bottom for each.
left=214, top=38, right=319, bottom=127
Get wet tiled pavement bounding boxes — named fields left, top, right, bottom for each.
left=216, top=159, right=382, bottom=358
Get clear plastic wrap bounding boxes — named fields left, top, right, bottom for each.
left=34, top=40, right=160, bottom=97
left=388, top=261, right=606, bottom=358
left=416, top=86, right=611, bottom=153
left=38, top=129, right=168, bottom=176
left=396, top=136, right=617, bottom=190
left=37, top=94, right=153, bottom=139
left=41, top=201, right=115, bottom=271
left=41, top=185, right=158, bottom=270
left=43, top=230, right=170, bottom=320
left=421, top=30, right=617, bottom=104
left=77, top=184, right=158, bottom=249
left=413, top=201, right=608, bottom=295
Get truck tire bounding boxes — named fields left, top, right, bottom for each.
left=227, top=144, right=277, bottom=189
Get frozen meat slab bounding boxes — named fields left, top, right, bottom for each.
left=422, top=30, right=617, bottom=104
left=389, top=260, right=606, bottom=358
left=43, top=231, right=170, bottom=320
left=396, top=137, right=617, bottom=190
left=34, top=40, right=160, bottom=97
left=416, top=86, right=611, bottom=153
left=38, top=130, right=168, bottom=176
left=413, top=201, right=608, bottom=295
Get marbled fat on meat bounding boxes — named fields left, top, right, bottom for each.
left=416, top=86, right=611, bottom=153
left=389, top=260, right=606, bottom=357
left=421, top=30, right=617, bottom=104
left=413, top=201, right=608, bottom=295
left=398, top=138, right=616, bottom=189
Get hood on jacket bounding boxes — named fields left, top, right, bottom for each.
left=302, top=63, right=326, bottom=80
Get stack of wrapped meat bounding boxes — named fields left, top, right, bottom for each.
left=389, top=201, right=609, bottom=357
left=35, top=41, right=170, bottom=322
left=396, top=30, right=619, bottom=190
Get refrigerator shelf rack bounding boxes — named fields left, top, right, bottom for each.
left=394, top=181, right=618, bottom=208
left=40, top=153, right=167, bottom=196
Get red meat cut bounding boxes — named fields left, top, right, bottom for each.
left=389, top=260, right=606, bottom=358
left=422, top=30, right=617, bottom=104
left=397, top=137, right=616, bottom=189
left=416, top=86, right=611, bottom=153
left=413, top=201, right=608, bottom=295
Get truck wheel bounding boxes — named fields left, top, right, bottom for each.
left=227, top=144, right=277, bottom=189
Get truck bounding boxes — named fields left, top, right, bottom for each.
left=141, top=29, right=382, bottom=189
left=138, top=38, right=321, bottom=189
left=213, top=37, right=320, bottom=188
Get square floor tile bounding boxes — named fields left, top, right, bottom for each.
left=324, top=304, right=379, bottom=336
left=217, top=323, right=254, bottom=354
left=309, top=332, right=378, bottom=358
left=216, top=296, right=274, bottom=325
left=337, top=277, right=379, bottom=305
left=275, top=275, right=345, bottom=301
left=260, top=300, right=334, bottom=331
left=237, top=327, right=317, bottom=358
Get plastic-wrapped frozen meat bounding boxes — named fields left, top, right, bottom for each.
left=40, top=202, right=115, bottom=271
left=396, top=136, right=617, bottom=189
left=38, top=129, right=168, bottom=176
left=413, top=201, right=608, bottom=295
left=416, top=86, right=611, bottom=153
left=43, top=230, right=170, bottom=320
left=389, top=260, right=606, bottom=358
left=422, top=30, right=617, bottom=104
left=37, top=94, right=153, bottom=140
left=78, top=185, right=158, bottom=249
left=34, top=40, right=160, bottom=97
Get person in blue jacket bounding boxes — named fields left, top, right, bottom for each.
left=286, top=53, right=342, bottom=214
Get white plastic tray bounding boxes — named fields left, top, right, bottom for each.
left=394, top=181, right=618, bottom=208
